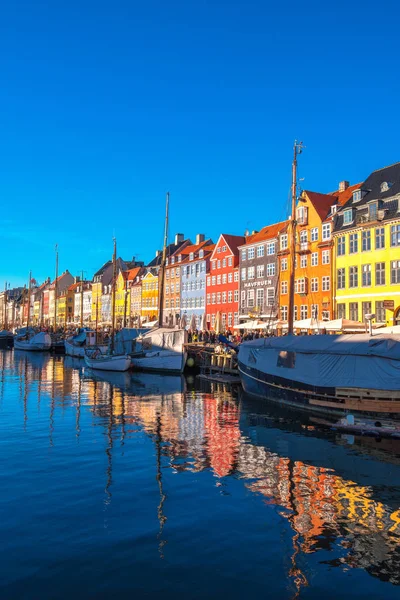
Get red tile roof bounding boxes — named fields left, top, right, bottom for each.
left=217, top=234, right=246, bottom=256
left=302, top=191, right=336, bottom=221
left=329, top=182, right=363, bottom=206
left=243, top=220, right=288, bottom=245
left=123, top=266, right=143, bottom=281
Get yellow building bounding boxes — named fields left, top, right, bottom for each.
left=57, top=291, right=67, bottom=326
left=91, top=261, right=112, bottom=322
left=141, top=270, right=159, bottom=323
left=115, top=271, right=129, bottom=326
left=333, top=163, right=400, bottom=326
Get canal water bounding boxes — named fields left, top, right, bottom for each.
left=1, top=352, right=400, bottom=599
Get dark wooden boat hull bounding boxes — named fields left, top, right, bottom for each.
left=239, top=361, right=400, bottom=421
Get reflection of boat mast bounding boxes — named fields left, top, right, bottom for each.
left=287, top=459, right=308, bottom=598
left=49, top=357, right=56, bottom=446
left=155, top=401, right=167, bottom=558
left=23, top=355, right=29, bottom=430
left=76, top=368, right=82, bottom=440
left=104, top=384, right=114, bottom=506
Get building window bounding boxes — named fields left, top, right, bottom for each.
left=267, top=242, right=275, bottom=255
left=281, top=258, right=288, bottom=271
left=322, top=250, right=330, bottom=265
left=311, top=304, right=318, bottom=319
left=228, top=291, right=233, bottom=303
left=294, top=306, right=298, bottom=321
left=211, top=314, right=215, bottom=327
left=234, top=290, right=238, bottom=303
left=362, top=301, right=372, bottom=321
left=241, top=249, right=246, bottom=261
left=311, top=252, right=318, bottom=266
left=266, top=263, right=275, bottom=277
left=300, top=230, right=307, bottom=244
left=234, top=312, right=239, bottom=325
left=349, top=233, right=358, bottom=254
left=343, top=209, right=353, bottom=225
left=267, top=288, right=275, bottom=306
left=257, top=245, right=264, bottom=258
left=337, top=268, right=345, bottom=290
left=300, top=305, right=308, bottom=320
left=211, top=294, right=216, bottom=304
left=222, top=258, right=226, bottom=268
left=256, top=288, right=264, bottom=308
left=222, top=245, right=227, bottom=252
left=391, top=260, right=400, bottom=284
left=349, top=266, right=358, bottom=288
left=337, top=303, right=346, bottom=319
left=337, top=236, right=345, bottom=256
left=248, top=266, right=255, bottom=280
left=217, top=292, right=221, bottom=303
left=362, top=264, right=371, bottom=286
left=281, top=281, right=288, bottom=294
left=206, top=294, right=211, bottom=305
left=391, top=225, right=400, bottom=247
left=375, top=227, right=385, bottom=250
left=375, top=262, right=385, bottom=286
left=247, top=290, right=255, bottom=308
left=353, top=190, right=362, bottom=202
left=228, top=313, right=233, bottom=327
left=295, top=278, right=306, bottom=294
left=322, top=276, right=330, bottom=291
left=311, top=277, right=318, bottom=292
left=222, top=274, right=227, bottom=284
left=362, top=230, right=371, bottom=252
left=280, top=306, right=288, bottom=321
left=211, top=276, right=216, bottom=286
left=300, top=255, right=307, bottom=268
left=228, top=256, right=233, bottom=266
left=369, top=202, right=378, bottom=221
left=248, top=247, right=255, bottom=260
left=217, top=260, right=221, bottom=269
left=228, top=273, right=233, bottom=283
left=349, top=302, right=358, bottom=321
left=234, top=271, right=239, bottom=282
left=311, top=227, right=318, bottom=242
left=257, top=264, right=265, bottom=278
left=322, top=223, right=331, bottom=240
left=280, top=234, right=288, bottom=250
left=375, top=301, right=386, bottom=323
left=222, top=292, right=227, bottom=303
left=189, top=252, right=194, bottom=261
left=241, top=268, right=246, bottom=281
left=241, top=291, right=246, bottom=308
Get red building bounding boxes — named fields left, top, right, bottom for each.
left=206, top=234, right=245, bottom=331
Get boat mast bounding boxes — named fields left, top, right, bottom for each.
left=158, top=192, right=169, bottom=328
left=80, top=270, right=84, bottom=328
left=27, top=270, right=32, bottom=328
left=110, top=238, right=117, bottom=353
left=3, top=282, right=7, bottom=330
left=288, top=141, right=303, bottom=335
left=54, top=244, right=59, bottom=330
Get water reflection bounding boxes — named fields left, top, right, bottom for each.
left=2, top=350, right=400, bottom=596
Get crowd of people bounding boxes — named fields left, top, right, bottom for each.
left=186, top=329, right=273, bottom=344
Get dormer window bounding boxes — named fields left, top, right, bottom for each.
left=296, top=206, right=308, bottom=225
left=171, top=257, right=175, bottom=264
left=331, top=205, right=337, bottom=214
left=189, top=252, right=194, bottom=261
left=178, top=254, right=181, bottom=262
left=369, top=202, right=378, bottom=221
left=353, top=190, right=362, bottom=202
left=381, top=181, right=393, bottom=193
left=199, top=249, right=204, bottom=258
left=343, top=208, right=353, bottom=225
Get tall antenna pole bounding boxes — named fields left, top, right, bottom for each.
left=80, top=270, right=84, bottom=328
left=110, top=238, right=117, bottom=353
left=3, top=281, right=7, bottom=330
left=288, top=141, right=304, bottom=335
left=158, top=192, right=169, bottom=328
left=54, top=244, right=59, bottom=330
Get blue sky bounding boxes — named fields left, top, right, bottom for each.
left=1, top=0, right=399, bottom=287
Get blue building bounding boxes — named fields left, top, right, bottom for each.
left=180, top=235, right=214, bottom=329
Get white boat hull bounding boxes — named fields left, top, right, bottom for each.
left=84, top=353, right=131, bottom=372
left=131, top=350, right=187, bottom=373
left=14, top=333, right=52, bottom=352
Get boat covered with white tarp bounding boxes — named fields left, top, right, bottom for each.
left=131, top=328, right=187, bottom=373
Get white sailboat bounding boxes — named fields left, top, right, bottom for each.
left=65, top=329, right=108, bottom=358
left=84, top=239, right=131, bottom=372
left=130, top=192, right=188, bottom=374
left=14, top=272, right=51, bottom=352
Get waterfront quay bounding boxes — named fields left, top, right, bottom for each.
left=1, top=349, right=400, bottom=599
left=3, top=161, right=400, bottom=335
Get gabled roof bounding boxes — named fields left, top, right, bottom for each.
left=93, top=260, right=112, bottom=279
left=211, top=234, right=246, bottom=259
left=179, top=239, right=214, bottom=264
left=123, top=266, right=143, bottom=281
left=329, top=183, right=363, bottom=207
left=240, top=220, right=288, bottom=247
left=147, top=239, right=189, bottom=267
left=302, top=191, right=336, bottom=222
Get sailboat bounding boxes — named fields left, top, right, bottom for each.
left=238, top=142, right=400, bottom=421
left=14, top=272, right=51, bottom=352
left=84, top=239, right=131, bottom=372
left=130, top=192, right=188, bottom=373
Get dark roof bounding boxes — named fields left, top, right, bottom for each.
left=147, top=239, right=190, bottom=267
left=93, top=260, right=112, bottom=279
left=334, top=162, right=400, bottom=232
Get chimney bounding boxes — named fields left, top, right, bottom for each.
left=244, top=229, right=249, bottom=237
left=339, top=180, right=349, bottom=192
left=251, top=230, right=259, bottom=235
left=74, top=276, right=81, bottom=284
left=175, top=233, right=184, bottom=245
left=155, top=250, right=161, bottom=257
left=196, top=233, right=205, bottom=245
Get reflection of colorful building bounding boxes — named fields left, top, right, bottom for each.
left=204, top=395, right=240, bottom=477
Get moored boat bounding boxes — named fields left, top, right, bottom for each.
left=65, top=329, right=108, bottom=358
left=0, top=330, right=14, bottom=349
left=84, top=347, right=131, bottom=371
left=131, top=327, right=187, bottom=373
left=14, top=330, right=52, bottom=351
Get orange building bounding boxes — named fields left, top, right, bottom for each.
left=278, top=182, right=357, bottom=325
left=141, top=269, right=159, bottom=324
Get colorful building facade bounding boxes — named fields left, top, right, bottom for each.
left=333, top=163, right=400, bottom=325
left=141, top=270, right=159, bottom=324
left=180, top=236, right=214, bottom=329
left=206, top=234, right=245, bottom=331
